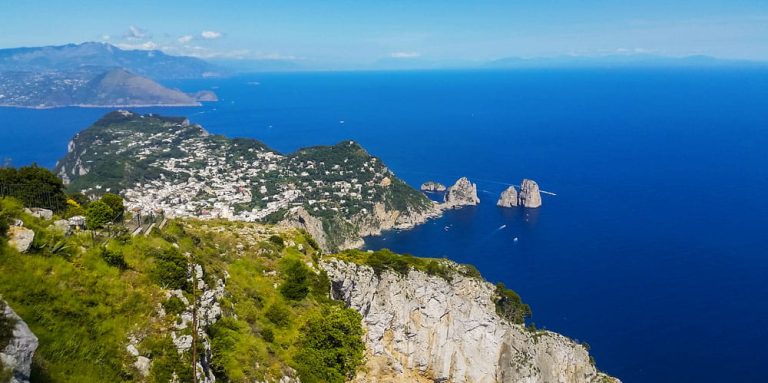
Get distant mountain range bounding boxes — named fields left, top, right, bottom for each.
left=0, top=42, right=220, bottom=108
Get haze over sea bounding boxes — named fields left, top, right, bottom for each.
left=2, top=69, right=768, bottom=382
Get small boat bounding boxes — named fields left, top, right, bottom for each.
left=513, top=237, right=519, bottom=242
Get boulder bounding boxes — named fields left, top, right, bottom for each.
left=1, top=301, right=39, bottom=383
left=420, top=181, right=446, bottom=192
left=518, top=179, right=542, bottom=208
left=7, top=227, right=34, bottom=253
left=23, top=208, right=53, bottom=221
left=496, top=186, right=518, bottom=207
left=444, top=177, right=480, bottom=207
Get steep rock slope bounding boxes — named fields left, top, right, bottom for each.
left=1, top=301, right=38, bottom=383
left=322, top=259, right=618, bottom=383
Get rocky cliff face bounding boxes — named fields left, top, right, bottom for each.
left=518, top=179, right=542, bottom=208
left=321, top=259, right=618, bottom=383
left=497, top=186, right=519, bottom=207
left=420, top=181, right=447, bottom=192
left=444, top=177, right=480, bottom=207
left=1, top=301, right=38, bottom=383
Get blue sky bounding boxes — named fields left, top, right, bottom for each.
left=1, top=0, right=766, bottom=66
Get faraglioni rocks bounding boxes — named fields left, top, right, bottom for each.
left=444, top=177, right=480, bottom=207
left=322, top=259, right=619, bottom=383
left=496, top=185, right=519, bottom=207
left=420, top=181, right=447, bottom=192
left=1, top=301, right=38, bottom=383
left=518, top=179, right=542, bottom=208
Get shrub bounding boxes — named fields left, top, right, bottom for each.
left=494, top=282, right=532, bottom=324
left=162, top=296, right=187, bottom=316
left=0, top=164, right=67, bottom=211
left=100, top=193, right=125, bottom=221
left=293, top=306, right=364, bottom=383
left=101, top=247, right=128, bottom=269
left=268, top=235, right=285, bottom=249
left=366, top=249, right=410, bottom=276
left=261, top=327, right=274, bottom=343
left=279, top=259, right=310, bottom=301
left=150, top=248, right=189, bottom=290
left=85, top=201, right=114, bottom=229
left=265, top=303, right=291, bottom=328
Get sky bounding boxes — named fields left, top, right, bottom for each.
left=1, top=0, right=767, bottom=67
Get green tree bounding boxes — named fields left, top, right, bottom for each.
left=279, top=259, right=310, bottom=300
left=293, top=306, right=364, bottom=383
left=99, top=193, right=124, bottom=221
left=494, top=282, right=532, bottom=324
left=0, top=164, right=67, bottom=211
left=85, top=201, right=114, bottom=229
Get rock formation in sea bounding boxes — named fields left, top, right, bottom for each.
left=444, top=177, right=480, bottom=207
left=518, top=179, right=542, bottom=208
left=322, top=259, right=619, bottom=383
left=1, top=301, right=38, bottom=383
left=420, top=181, right=447, bottom=192
left=497, top=186, right=519, bottom=207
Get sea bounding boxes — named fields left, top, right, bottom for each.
left=1, top=69, right=767, bottom=382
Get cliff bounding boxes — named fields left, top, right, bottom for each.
left=497, top=186, right=519, bottom=207
left=1, top=301, right=38, bottom=383
left=322, top=258, right=619, bottom=383
left=518, top=179, right=542, bottom=208
left=444, top=177, right=480, bottom=207
left=420, top=181, right=447, bottom=192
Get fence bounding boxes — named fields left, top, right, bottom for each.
left=0, top=183, right=66, bottom=212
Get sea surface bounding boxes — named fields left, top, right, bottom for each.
left=2, top=69, right=768, bottom=382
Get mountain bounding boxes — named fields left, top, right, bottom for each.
left=0, top=68, right=213, bottom=108
left=0, top=42, right=221, bottom=79
left=486, top=54, right=768, bottom=69
left=55, top=111, right=437, bottom=251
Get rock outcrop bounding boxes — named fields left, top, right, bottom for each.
left=497, top=186, right=519, bottom=207
left=518, top=179, right=542, bottom=208
left=7, top=227, right=34, bottom=253
left=444, top=177, right=480, bottom=207
left=1, top=301, right=38, bottom=383
left=420, top=181, right=447, bottom=192
left=321, top=259, right=618, bottom=383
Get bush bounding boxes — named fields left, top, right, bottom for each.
left=279, top=259, right=310, bottom=301
left=265, top=303, right=291, bottom=328
left=162, top=296, right=187, bottom=316
left=101, top=247, right=128, bottom=269
left=150, top=248, right=189, bottom=290
left=366, top=249, right=410, bottom=276
left=85, top=201, right=114, bottom=229
left=268, top=235, right=285, bottom=249
left=494, top=282, right=532, bottom=324
left=261, top=327, right=274, bottom=343
left=0, top=164, right=67, bottom=212
left=293, top=306, right=364, bottom=383
left=100, top=193, right=125, bottom=221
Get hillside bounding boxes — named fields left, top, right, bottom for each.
left=0, top=198, right=617, bottom=383
left=0, top=42, right=219, bottom=79
left=55, top=111, right=436, bottom=251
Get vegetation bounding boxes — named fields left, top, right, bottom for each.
left=0, top=300, right=17, bottom=349
left=0, top=164, right=67, bottom=212
left=279, top=258, right=310, bottom=300
left=293, top=306, right=365, bottom=383
left=494, top=282, right=532, bottom=324
left=99, top=193, right=125, bottom=221
left=85, top=200, right=114, bottom=229
left=333, top=248, right=475, bottom=281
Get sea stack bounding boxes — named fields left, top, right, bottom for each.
left=444, top=177, right=480, bottom=207
left=496, top=186, right=519, bottom=207
left=518, top=179, right=542, bottom=208
left=420, top=181, right=447, bottom=192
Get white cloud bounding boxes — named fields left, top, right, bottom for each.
left=126, top=25, right=149, bottom=40
left=201, top=30, right=223, bottom=40
left=390, top=51, right=421, bottom=58
left=101, top=34, right=111, bottom=41
left=116, top=41, right=158, bottom=51
left=177, top=35, right=194, bottom=44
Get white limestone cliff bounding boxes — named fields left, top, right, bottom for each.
left=518, top=179, right=542, bottom=208
left=444, top=177, right=480, bottom=207
left=321, top=259, right=619, bottom=383
left=497, top=186, right=519, bottom=208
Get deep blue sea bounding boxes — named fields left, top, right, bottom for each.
left=2, top=69, right=768, bottom=382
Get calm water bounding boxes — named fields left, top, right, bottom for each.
left=2, top=69, right=768, bottom=382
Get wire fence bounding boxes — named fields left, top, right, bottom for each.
left=0, top=183, right=66, bottom=211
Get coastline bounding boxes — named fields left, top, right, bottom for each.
left=0, top=102, right=204, bottom=109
